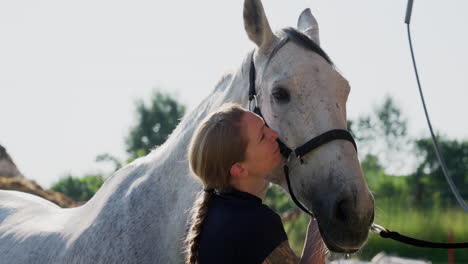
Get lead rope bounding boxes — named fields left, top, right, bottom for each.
left=368, top=0, right=468, bottom=248
left=404, top=0, right=468, bottom=212
left=371, top=224, right=468, bottom=249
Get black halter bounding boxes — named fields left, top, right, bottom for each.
left=248, top=32, right=468, bottom=250
left=248, top=44, right=357, bottom=217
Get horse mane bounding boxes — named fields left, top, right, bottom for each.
left=213, top=73, right=234, bottom=93
left=281, top=27, right=333, bottom=65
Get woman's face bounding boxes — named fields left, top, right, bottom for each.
left=240, top=111, right=282, bottom=178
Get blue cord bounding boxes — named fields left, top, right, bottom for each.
left=405, top=8, right=468, bottom=212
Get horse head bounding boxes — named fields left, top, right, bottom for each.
left=243, top=0, right=375, bottom=253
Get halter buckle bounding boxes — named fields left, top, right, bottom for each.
left=370, top=223, right=387, bottom=235
left=286, top=151, right=302, bottom=168
left=248, top=95, right=258, bottom=112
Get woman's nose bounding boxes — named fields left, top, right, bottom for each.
left=268, top=128, right=279, bottom=141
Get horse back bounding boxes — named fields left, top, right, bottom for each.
left=0, top=190, right=69, bottom=264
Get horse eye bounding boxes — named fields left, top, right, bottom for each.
left=272, top=87, right=290, bottom=102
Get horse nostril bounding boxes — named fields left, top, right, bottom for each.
left=334, top=198, right=350, bottom=224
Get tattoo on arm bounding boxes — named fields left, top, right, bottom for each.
left=262, top=240, right=300, bottom=264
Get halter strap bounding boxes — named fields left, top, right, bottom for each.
left=203, top=188, right=215, bottom=194
left=247, top=33, right=468, bottom=250
left=248, top=50, right=357, bottom=217
left=295, top=129, right=357, bottom=159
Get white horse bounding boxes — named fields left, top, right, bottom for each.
left=0, top=1, right=374, bottom=263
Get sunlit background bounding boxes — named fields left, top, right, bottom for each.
left=1, top=1, right=468, bottom=263
left=1, top=0, right=466, bottom=187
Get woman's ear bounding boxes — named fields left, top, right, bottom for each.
left=229, top=162, right=248, bottom=179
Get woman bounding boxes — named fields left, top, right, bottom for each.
left=184, top=103, right=326, bottom=264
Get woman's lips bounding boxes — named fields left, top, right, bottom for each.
left=274, top=146, right=279, bottom=154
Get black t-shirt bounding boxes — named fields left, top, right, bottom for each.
left=198, top=188, right=288, bottom=264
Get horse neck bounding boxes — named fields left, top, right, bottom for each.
left=86, top=54, right=252, bottom=208
left=155, top=55, right=252, bottom=178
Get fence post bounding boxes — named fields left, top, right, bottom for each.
left=448, top=230, right=454, bottom=264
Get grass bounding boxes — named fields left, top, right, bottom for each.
left=281, top=197, right=468, bottom=263
left=360, top=197, right=468, bottom=263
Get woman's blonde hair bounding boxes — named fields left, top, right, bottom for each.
left=184, top=102, right=249, bottom=264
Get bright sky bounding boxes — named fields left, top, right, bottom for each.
left=1, top=0, right=467, bottom=188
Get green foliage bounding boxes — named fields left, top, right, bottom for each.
left=266, top=185, right=468, bottom=262
left=349, top=115, right=376, bottom=143
left=264, top=184, right=295, bottom=214
left=51, top=174, right=105, bottom=201
left=360, top=198, right=468, bottom=263
left=410, top=137, right=468, bottom=207
left=125, top=89, right=186, bottom=159
left=349, top=95, right=408, bottom=151
left=95, top=153, right=123, bottom=172
left=361, top=154, right=409, bottom=199
left=50, top=89, right=187, bottom=203
left=376, top=97, right=407, bottom=148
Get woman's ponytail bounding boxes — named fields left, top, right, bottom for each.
left=184, top=103, right=248, bottom=263
left=184, top=191, right=214, bottom=264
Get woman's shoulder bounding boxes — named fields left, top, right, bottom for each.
left=247, top=203, right=284, bottom=228
left=211, top=193, right=281, bottom=221
left=219, top=196, right=285, bottom=235
left=248, top=204, right=286, bottom=236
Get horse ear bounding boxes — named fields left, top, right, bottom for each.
left=297, top=8, right=320, bottom=46
left=243, top=0, right=275, bottom=50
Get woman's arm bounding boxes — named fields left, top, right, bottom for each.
left=262, top=217, right=326, bottom=264
left=299, top=217, right=327, bottom=263
left=262, top=240, right=300, bottom=264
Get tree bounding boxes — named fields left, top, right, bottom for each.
left=410, top=137, right=468, bottom=207
left=361, top=154, right=409, bottom=199
left=95, top=153, right=123, bottom=172
left=125, top=90, right=186, bottom=159
left=349, top=95, right=408, bottom=152
left=49, top=90, right=186, bottom=201
left=51, top=174, right=105, bottom=201
left=376, top=97, right=408, bottom=150
left=348, top=95, right=411, bottom=175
